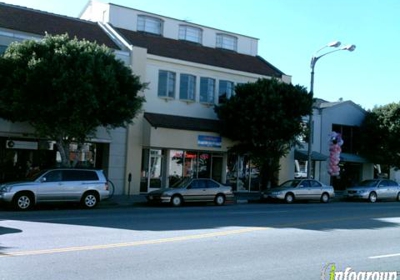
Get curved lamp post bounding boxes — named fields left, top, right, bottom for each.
left=307, top=41, right=356, bottom=179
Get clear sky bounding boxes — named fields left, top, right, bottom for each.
left=2, top=0, right=399, bottom=110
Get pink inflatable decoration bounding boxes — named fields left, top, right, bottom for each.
left=328, top=131, right=343, bottom=176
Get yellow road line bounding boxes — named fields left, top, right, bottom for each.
left=0, top=227, right=268, bottom=258
left=3, top=212, right=398, bottom=258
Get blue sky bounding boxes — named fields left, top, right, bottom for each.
left=3, top=0, right=399, bottom=110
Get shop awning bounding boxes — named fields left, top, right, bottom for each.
left=340, top=153, right=368, bottom=163
left=144, top=112, right=220, bottom=133
left=295, top=150, right=328, bottom=161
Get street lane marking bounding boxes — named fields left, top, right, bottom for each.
left=2, top=212, right=400, bottom=258
left=369, top=253, right=400, bottom=259
left=0, top=227, right=268, bottom=258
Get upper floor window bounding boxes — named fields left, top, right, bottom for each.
left=137, top=15, right=163, bottom=35
left=179, top=25, right=202, bottom=44
left=216, top=34, right=237, bottom=51
left=332, top=124, right=361, bottom=154
left=0, top=45, right=7, bottom=55
left=200, top=77, right=215, bottom=104
left=180, top=74, right=196, bottom=101
left=158, top=70, right=176, bottom=98
left=218, top=80, right=234, bottom=104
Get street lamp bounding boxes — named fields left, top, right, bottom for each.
left=306, top=41, right=356, bottom=179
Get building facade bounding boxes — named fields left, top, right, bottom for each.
left=295, top=99, right=374, bottom=190
left=0, top=2, right=130, bottom=188
left=80, top=1, right=293, bottom=194
left=0, top=1, right=292, bottom=194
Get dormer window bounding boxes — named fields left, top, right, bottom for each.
left=0, top=45, right=7, bottom=55
left=137, top=15, right=163, bottom=35
left=216, top=34, right=237, bottom=51
left=179, top=25, right=202, bottom=44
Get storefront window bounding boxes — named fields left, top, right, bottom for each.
left=226, top=153, right=259, bottom=191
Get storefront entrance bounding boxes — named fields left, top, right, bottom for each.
left=140, top=148, right=224, bottom=193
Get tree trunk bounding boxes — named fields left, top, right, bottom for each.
left=55, top=138, right=71, bottom=167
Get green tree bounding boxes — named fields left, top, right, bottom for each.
left=359, top=102, right=400, bottom=168
left=0, top=33, right=145, bottom=167
left=215, top=78, right=312, bottom=189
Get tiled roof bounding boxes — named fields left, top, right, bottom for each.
left=144, top=112, right=220, bottom=133
left=0, top=3, right=120, bottom=49
left=115, top=27, right=285, bottom=77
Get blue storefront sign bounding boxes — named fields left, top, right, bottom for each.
left=198, top=135, right=221, bottom=148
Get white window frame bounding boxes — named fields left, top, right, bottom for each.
left=137, top=15, right=163, bottom=35
left=158, top=70, right=176, bottom=99
left=200, top=77, right=215, bottom=104
left=179, top=25, right=203, bottom=44
left=216, top=34, right=238, bottom=51
left=179, top=74, right=196, bottom=101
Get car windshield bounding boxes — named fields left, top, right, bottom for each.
left=279, top=180, right=301, bottom=188
left=358, top=180, right=379, bottom=187
left=170, top=177, right=192, bottom=189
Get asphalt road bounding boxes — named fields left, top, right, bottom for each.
left=1, top=201, right=400, bottom=280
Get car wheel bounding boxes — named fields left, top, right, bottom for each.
left=215, top=194, right=226, bottom=206
left=320, top=193, right=330, bottom=203
left=285, top=193, right=294, bottom=204
left=368, top=192, right=377, bottom=203
left=13, top=192, right=34, bottom=211
left=171, top=195, right=183, bottom=207
left=81, top=192, right=99, bottom=208
left=397, top=192, right=400, bottom=202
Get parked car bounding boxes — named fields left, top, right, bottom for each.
left=344, top=179, right=400, bottom=203
left=147, top=178, right=234, bottom=207
left=0, top=169, right=110, bottom=210
left=262, top=179, right=335, bottom=203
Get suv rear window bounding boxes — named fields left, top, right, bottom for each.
left=63, top=170, right=99, bottom=181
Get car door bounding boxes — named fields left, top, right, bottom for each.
left=385, top=180, right=399, bottom=199
left=61, top=170, right=87, bottom=201
left=377, top=180, right=390, bottom=199
left=36, top=170, right=65, bottom=202
left=294, top=180, right=311, bottom=200
left=184, top=179, right=208, bottom=202
left=308, top=180, right=324, bottom=200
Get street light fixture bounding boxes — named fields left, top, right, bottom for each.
left=306, top=41, right=356, bottom=179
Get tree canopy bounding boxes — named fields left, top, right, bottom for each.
left=0, top=33, right=145, bottom=166
left=359, top=102, right=400, bottom=168
left=215, top=78, right=313, bottom=188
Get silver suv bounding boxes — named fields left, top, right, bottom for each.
left=0, top=169, right=110, bottom=210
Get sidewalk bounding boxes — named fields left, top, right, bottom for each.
left=101, top=191, right=263, bottom=208
left=101, top=191, right=345, bottom=208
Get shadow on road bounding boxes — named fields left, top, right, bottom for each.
left=2, top=200, right=400, bottom=234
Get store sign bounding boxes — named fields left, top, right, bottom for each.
left=6, top=140, right=38, bottom=150
left=198, top=135, right=221, bottom=148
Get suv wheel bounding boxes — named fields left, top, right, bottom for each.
left=81, top=192, right=98, bottom=208
left=13, top=192, right=34, bottom=211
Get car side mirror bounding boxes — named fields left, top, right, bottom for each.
left=41, top=177, right=47, bottom=182
left=187, top=185, right=192, bottom=189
